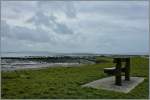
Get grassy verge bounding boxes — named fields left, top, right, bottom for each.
left=1, top=57, right=149, bottom=99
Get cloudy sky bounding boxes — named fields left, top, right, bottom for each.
left=1, top=1, right=149, bottom=54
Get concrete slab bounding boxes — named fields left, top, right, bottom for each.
left=82, top=76, right=144, bottom=93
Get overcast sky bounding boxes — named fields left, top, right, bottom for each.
left=1, top=1, right=149, bottom=54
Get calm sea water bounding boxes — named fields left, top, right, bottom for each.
left=1, top=52, right=86, bottom=71
left=1, top=52, right=62, bottom=57
left=1, top=52, right=98, bottom=57
left=1, top=52, right=148, bottom=57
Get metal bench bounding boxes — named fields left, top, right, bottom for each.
left=104, top=58, right=130, bottom=86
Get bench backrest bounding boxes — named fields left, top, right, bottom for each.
left=113, top=58, right=130, bottom=63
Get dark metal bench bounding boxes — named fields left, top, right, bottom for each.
left=104, top=58, right=130, bottom=86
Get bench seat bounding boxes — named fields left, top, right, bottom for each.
left=104, top=67, right=126, bottom=75
left=104, top=67, right=116, bottom=75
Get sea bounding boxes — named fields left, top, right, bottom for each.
left=1, top=52, right=86, bottom=71
left=1, top=51, right=148, bottom=58
left=1, top=52, right=100, bottom=58
left=1, top=52, right=61, bottom=57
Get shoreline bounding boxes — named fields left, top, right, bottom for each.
left=1, top=62, right=82, bottom=71
left=1, top=56, right=96, bottom=71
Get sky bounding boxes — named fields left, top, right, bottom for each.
left=1, top=1, right=149, bottom=54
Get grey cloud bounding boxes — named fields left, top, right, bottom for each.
left=27, top=11, right=53, bottom=27
left=77, top=2, right=148, bottom=21
left=1, top=20, right=11, bottom=37
left=27, top=10, right=74, bottom=35
left=1, top=1, right=37, bottom=20
left=12, top=26, right=51, bottom=43
left=1, top=1, right=149, bottom=54
left=1, top=37, right=53, bottom=52
left=1, top=20, right=53, bottom=43
left=64, top=2, right=77, bottom=18
left=2, top=1, right=37, bottom=12
left=53, top=23, right=73, bottom=35
left=37, top=1, right=76, bottom=18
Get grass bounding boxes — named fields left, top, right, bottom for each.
left=1, top=57, right=149, bottom=99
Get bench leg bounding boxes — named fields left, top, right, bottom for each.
left=115, top=72, right=122, bottom=86
left=115, top=59, right=122, bottom=86
left=125, top=58, right=130, bottom=81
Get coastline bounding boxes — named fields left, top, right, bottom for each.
left=1, top=62, right=82, bottom=71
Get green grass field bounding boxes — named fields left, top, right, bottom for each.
left=1, top=57, right=149, bottom=99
